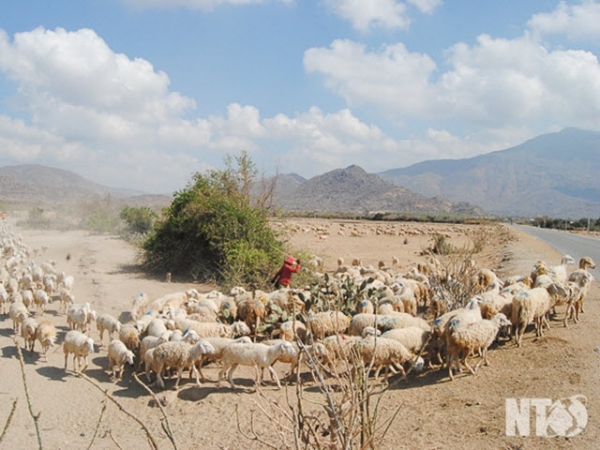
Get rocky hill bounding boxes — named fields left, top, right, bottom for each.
left=274, top=165, right=485, bottom=216
left=378, top=128, right=600, bottom=218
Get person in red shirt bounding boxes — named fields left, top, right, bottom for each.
left=271, top=255, right=301, bottom=288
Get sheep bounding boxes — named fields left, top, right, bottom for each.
left=130, top=292, right=151, bottom=321
left=145, top=340, right=215, bottom=389
left=9, top=302, right=28, bottom=333
left=356, top=336, right=423, bottom=384
left=107, top=339, right=135, bottom=380
left=308, top=311, right=350, bottom=340
left=96, top=313, right=122, bottom=344
left=174, top=319, right=251, bottom=339
left=21, top=289, right=34, bottom=310
left=20, top=317, right=38, bottom=351
left=63, top=330, right=95, bottom=372
left=564, top=271, right=593, bottom=324
left=236, top=297, right=267, bottom=340
left=194, top=336, right=253, bottom=381
left=567, top=256, right=596, bottom=316
left=58, top=288, right=75, bottom=314
left=379, top=312, right=431, bottom=333
left=138, top=332, right=172, bottom=372
left=380, top=326, right=431, bottom=355
left=356, top=299, right=375, bottom=315
left=217, top=341, right=297, bottom=390
left=67, top=303, right=96, bottom=334
left=34, top=320, right=56, bottom=359
left=119, top=322, right=141, bottom=352
left=512, top=283, right=568, bottom=347
left=263, top=339, right=329, bottom=380
left=273, top=320, right=308, bottom=343
left=0, top=283, right=8, bottom=314
left=349, top=313, right=384, bottom=336
left=146, top=318, right=171, bottom=338
left=447, top=313, right=512, bottom=380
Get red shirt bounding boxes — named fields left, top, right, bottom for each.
left=274, top=261, right=301, bottom=287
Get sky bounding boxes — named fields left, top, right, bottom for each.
left=1, top=0, right=600, bottom=195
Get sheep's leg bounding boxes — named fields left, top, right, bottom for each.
left=268, top=366, right=282, bottom=389
left=81, top=356, right=88, bottom=373
left=190, top=364, right=201, bottom=387
left=174, top=367, right=184, bottom=389
left=462, top=355, right=476, bottom=375
left=227, top=363, right=239, bottom=389
left=64, top=352, right=69, bottom=370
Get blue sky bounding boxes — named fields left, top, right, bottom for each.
left=1, top=0, right=600, bottom=194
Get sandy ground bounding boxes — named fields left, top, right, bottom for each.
left=0, top=217, right=598, bottom=450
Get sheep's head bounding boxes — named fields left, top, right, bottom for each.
left=86, top=338, right=95, bottom=354
left=232, top=321, right=251, bottom=336
left=126, top=351, right=135, bottom=366
left=193, top=339, right=215, bottom=357
left=414, top=356, right=425, bottom=372
left=580, top=256, right=596, bottom=270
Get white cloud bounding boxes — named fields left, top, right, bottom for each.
left=528, top=1, right=600, bottom=41
left=407, top=0, right=442, bottom=14
left=304, top=33, right=600, bottom=129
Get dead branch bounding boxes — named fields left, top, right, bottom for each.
left=0, top=398, right=18, bottom=445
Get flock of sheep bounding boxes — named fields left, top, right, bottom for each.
left=0, top=221, right=596, bottom=397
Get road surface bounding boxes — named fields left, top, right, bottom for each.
left=512, top=224, right=600, bottom=279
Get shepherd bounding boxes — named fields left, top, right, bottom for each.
left=271, top=255, right=301, bottom=289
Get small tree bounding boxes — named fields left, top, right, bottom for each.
left=141, top=152, right=283, bottom=287
left=120, top=206, right=157, bottom=235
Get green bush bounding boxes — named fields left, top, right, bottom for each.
left=120, top=206, right=157, bottom=235
left=141, top=152, right=284, bottom=287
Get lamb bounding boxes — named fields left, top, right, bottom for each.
left=217, top=341, right=296, bottom=390
left=174, top=318, right=251, bottom=339
left=107, top=339, right=135, bottom=380
left=63, top=330, right=95, bottom=372
left=20, top=317, right=38, bottom=351
left=145, top=340, right=215, bottom=389
left=512, top=283, right=568, bottom=347
left=308, top=311, right=350, bottom=340
left=96, top=313, right=122, bottom=344
left=567, top=256, right=596, bottom=316
left=34, top=320, right=56, bottom=359
left=564, top=271, right=593, bottom=324
left=273, top=320, right=307, bottom=343
left=9, top=302, right=28, bottom=333
left=447, top=313, right=512, bottom=380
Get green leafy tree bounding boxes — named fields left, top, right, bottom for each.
left=141, top=152, right=282, bottom=287
left=120, top=206, right=157, bottom=235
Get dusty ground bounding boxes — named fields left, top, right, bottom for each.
left=0, top=216, right=598, bottom=450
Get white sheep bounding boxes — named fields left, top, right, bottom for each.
left=349, top=313, right=384, bottom=336
left=217, top=341, right=296, bottom=390
left=58, top=288, right=75, bottom=314
left=34, top=320, right=56, bottom=359
left=20, top=317, right=38, bottom=351
left=511, top=283, right=567, bottom=347
left=139, top=332, right=172, bottom=372
left=9, top=302, right=28, bottom=333
left=174, top=319, right=251, bottom=339
left=67, top=303, right=97, bottom=334
left=380, top=326, right=431, bottom=355
left=263, top=339, right=329, bottom=381
left=96, top=313, right=122, bottom=344
left=273, top=320, right=308, bottom=343
left=447, top=313, right=512, bottom=380
left=194, top=336, right=253, bottom=381
left=379, top=312, right=431, bottom=333
left=146, top=340, right=215, bottom=389
left=356, top=336, right=423, bottom=384
left=308, top=311, right=351, bottom=340
left=63, top=330, right=95, bottom=372
left=107, top=339, right=135, bottom=380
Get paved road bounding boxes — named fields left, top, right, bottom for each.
left=512, top=224, right=600, bottom=279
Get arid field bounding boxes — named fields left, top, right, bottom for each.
left=0, top=215, right=598, bottom=450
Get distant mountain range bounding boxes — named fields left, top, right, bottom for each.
left=2, top=128, right=598, bottom=218
left=274, top=128, right=600, bottom=218
left=378, top=128, right=600, bottom=218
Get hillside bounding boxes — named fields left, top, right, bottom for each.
left=378, top=128, right=600, bottom=218
left=0, top=164, right=172, bottom=209
left=275, top=165, right=485, bottom=216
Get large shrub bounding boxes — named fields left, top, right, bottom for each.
left=141, top=153, right=283, bottom=287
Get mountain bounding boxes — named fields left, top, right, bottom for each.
left=275, top=165, right=485, bottom=216
left=0, top=164, right=172, bottom=208
left=378, top=128, right=600, bottom=218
